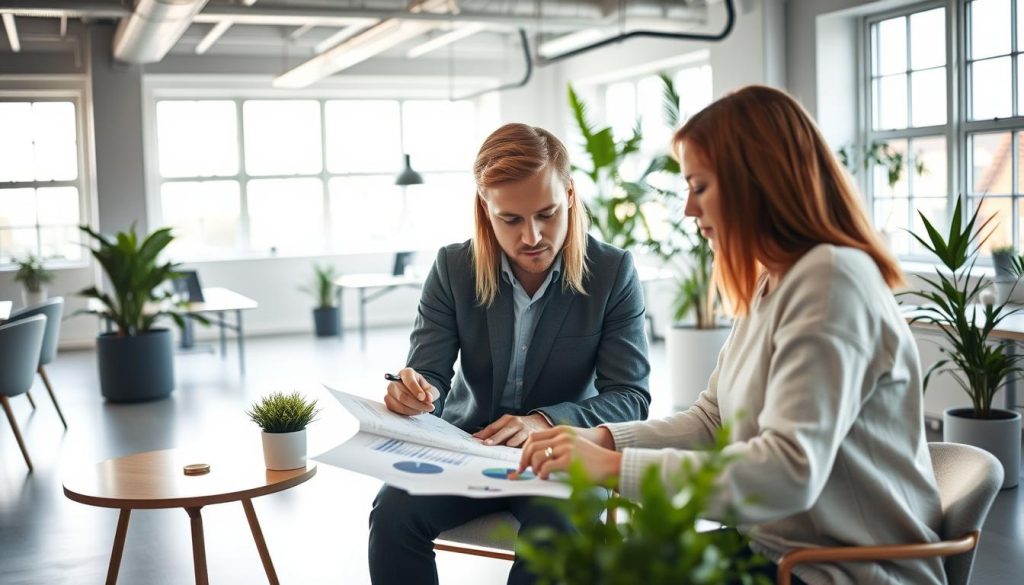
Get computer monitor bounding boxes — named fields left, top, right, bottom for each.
left=172, top=270, right=205, bottom=303
left=392, top=252, right=414, bottom=276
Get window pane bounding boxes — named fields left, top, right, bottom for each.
left=247, top=178, right=324, bottom=253
left=1019, top=132, right=1024, bottom=193
left=401, top=100, right=477, bottom=172
left=39, top=225, right=81, bottom=261
left=156, top=101, right=238, bottom=178
left=971, top=132, right=1012, bottom=194
left=161, top=181, right=242, bottom=257
left=0, top=103, right=34, bottom=182
left=605, top=82, right=637, bottom=142
left=36, top=186, right=79, bottom=225
left=638, top=75, right=672, bottom=155
left=674, top=64, right=713, bottom=121
left=872, top=139, right=909, bottom=197
left=31, top=102, right=77, bottom=181
left=910, top=197, right=948, bottom=256
left=877, top=17, right=907, bottom=75
left=875, top=198, right=911, bottom=254
left=970, top=0, right=1011, bottom=60
left=911, top=69, right=946, bottom=126
left=1018, top=58, right=1024, bottom=116
left=971, top=57, right=1013, bottom=120
left=329, top=176, right=403, bottom=252
left=973, top=196, right=1012, bottom=253
left=325, top=100, right=401, bottom=173
left=912, top=136, right=947, bottom=197
left=0, top=227, right=37, bottom=261
left=875, top=74, right=908, bottom=129
left=405, top=173, right=475, bottom=250
left=910, top=8, right=945, bottom=70
left=0, top=187, right=36, bottom=227
left=243, top=101, right=322, bottom=176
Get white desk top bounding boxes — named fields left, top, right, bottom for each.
left=335, top=273, right=425, bottom=289
left=0, top=300, right=11, bottom=321
left=87, top=287, right=258, bottom=316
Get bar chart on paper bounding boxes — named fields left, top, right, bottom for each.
left=372, top=437, right=471, bottom=466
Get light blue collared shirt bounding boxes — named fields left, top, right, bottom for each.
left=498, top=252, right=562, bottom=413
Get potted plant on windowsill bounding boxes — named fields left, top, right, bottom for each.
left=301, top=263, right=340, bottom=337
left=908, top=196, right=1022, bottom=489
left=991, top=245, right=1024, bottom=305
left=13, top=255, right=54, bottom=308
left=247, top=391, right=321, bottom=471
left=77, top=224, right=194, bottom=403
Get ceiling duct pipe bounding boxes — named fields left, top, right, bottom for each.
left=113, top=0, right=209, bottom=63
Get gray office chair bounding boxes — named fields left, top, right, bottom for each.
left=0, top=314, right=47, bottom=472
left=8, top=297, right=67, bottom=429
left=778, top=442, right=1004, bottom=585
left=434, top=512, right=519, bottom=561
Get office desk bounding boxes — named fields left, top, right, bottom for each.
left=0, top=300, right=10, bottom=321
left=905, top=305, right=1024, bottom=410
left=334, top=273, right=425, bottom=348
left=90, top=287, right=258, bottom=375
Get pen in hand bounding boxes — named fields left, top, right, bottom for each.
left=385, top=372, right=439, bottom=403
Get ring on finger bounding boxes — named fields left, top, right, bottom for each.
left=544, top=446, right=554, bottom=459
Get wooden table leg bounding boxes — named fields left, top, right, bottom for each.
left=242, top=498, right=280, bottom=585
left=106, top=509, right=131, bottom=585
left=185, top=507, right=209, bottom=585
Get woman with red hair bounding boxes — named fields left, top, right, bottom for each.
left=520, top=86, right=945, bottom=585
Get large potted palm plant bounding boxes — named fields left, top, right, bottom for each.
left=909, top=197, right=1022, bottom=488
left=78, top=225, right=191, bottom=402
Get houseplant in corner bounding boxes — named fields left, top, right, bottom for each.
left=908, top=196, right=1022, bottom=488
left=300, top=263, right=340, bottom=337
left=247, top=391, right=320, bottom=470
left=13, top=254, right=54, bottom=308
left=78, top=224, right=191, bottom=402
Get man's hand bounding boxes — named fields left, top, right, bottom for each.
left=383, top=367, right=439, bottom=416
left=472, top=413, right=552, bottom=447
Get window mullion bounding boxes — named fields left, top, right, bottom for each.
left=236, top=99, right=251, bottom=252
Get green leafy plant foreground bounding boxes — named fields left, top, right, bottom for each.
left=517, top=426, right=770, bottom=585
left=246, top=391, right=321, bottom=433
left=906, top=196, right=1024, bottom=417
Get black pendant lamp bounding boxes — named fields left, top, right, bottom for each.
left=395, top=153, right=424, bottom=186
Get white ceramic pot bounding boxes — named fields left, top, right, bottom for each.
left=666, top=325, right=731, bottom=411
left=21, top=288, right=47, bottom=308
left=943, top=407, right=1021, bottom=489
left=261, top=429, right=307, bottom=471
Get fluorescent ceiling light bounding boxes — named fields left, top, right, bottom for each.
left=114, top=0, right=210, bottom=63
left=314, top=23, right=376, bottom=54
left=195, top=20, right=233, bottom=54
left=273, top=0, right=453, bottom=89
left=406, top=22, right=486, bottom=59
left=2, top=13, right=19, bottom=52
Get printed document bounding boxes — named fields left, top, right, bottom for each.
left=314, top=387, right=571, bottom=499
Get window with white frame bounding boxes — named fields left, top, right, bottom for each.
left=865, top=0, right=1024, bottom=258
left=154, top=97, right=484, bottom=259
left=0, top=99, right=85, bottom=264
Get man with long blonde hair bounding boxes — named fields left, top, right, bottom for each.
left=369, top=123, right=651, bottom=585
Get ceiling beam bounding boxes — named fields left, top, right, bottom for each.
left=2, top=13, right=19, bottom=52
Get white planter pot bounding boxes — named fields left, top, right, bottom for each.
left=261, top=429, right=307, bottom=471
left=666, top=325, right=731, bottom=411
left=21, top=288, right=47, bottom=308
left=943, top=408, right=1021, bottom=489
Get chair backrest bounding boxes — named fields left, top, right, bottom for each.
left=929, top=442, right=1004, bottom=585
left=8, top=297, right=63, bottom=365
left=0, top=315, right=47, bottom=397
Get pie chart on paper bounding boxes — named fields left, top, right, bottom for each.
left=393, top=461, right=444, bottom=474
left=482, top=468, right=536, bottom=481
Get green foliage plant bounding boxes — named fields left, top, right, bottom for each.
left=77, top=224, right=193, bottom=337
left=13, top=254, right=54, bottom=292
left=517, top=425, right=770, bottom=585
left=568, top=85, right=661, bottom=250
left=246, top=391, right=321, bottom=433
left=300, top=263, right=339, bottom=309
left=906, top=196, right=1024, bottom=418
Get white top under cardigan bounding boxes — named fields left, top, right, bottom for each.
left=604, top=245, right=946, bottom=585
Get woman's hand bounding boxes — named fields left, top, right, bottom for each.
left=518, top=425, right=622, bottom=481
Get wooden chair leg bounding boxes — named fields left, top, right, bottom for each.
left=185, top=507, right=209, bottom=585
left=38, top=366, right=67, bottom=430
left=242, top=498, right=280, bottom=585
left=1, top=396, right=33, bottom=472
left=25, top=391, right=36, bottom=409
left=106, top=509, right=131, bottom=585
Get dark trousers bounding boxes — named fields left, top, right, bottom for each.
left=368, top=485, right=573, bottom=585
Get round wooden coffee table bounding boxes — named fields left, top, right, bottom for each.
left=63, top=448, right=316, bottom=585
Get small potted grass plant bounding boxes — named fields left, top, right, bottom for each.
left=247, top=391, right=321, bottom=470
left=13, top=254, right=54, bottom=308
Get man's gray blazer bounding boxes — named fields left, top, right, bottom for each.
left=407, top=235, right=651, bottom=432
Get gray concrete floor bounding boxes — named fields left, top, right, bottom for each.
left=0, top=328, right=1020, bottom=584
